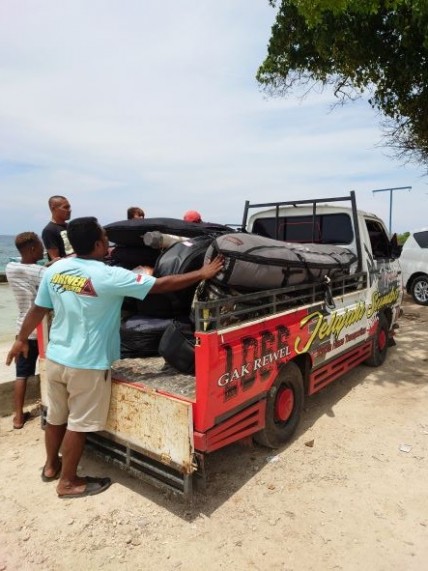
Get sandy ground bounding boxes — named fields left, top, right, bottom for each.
left=0, top=295, right=427, bottom=571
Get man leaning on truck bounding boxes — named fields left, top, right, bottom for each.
left=6, top=216, right=223, bottom=499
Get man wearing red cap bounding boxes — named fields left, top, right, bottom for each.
left=183, top=210, right=202, bottom=223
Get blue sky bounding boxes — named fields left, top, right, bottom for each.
left=0, top=0, right=426, bottom=236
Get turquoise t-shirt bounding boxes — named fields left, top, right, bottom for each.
left=35, top=257, right=156, bottom=369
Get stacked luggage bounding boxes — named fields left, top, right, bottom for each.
left=105, top=217, right=232, bottom=369
left=106, top=219, right=357, bottom=374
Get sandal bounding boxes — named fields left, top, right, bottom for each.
left=57, top=476, right=111, bottom=499
left=41, top=459, right=62, bottom=482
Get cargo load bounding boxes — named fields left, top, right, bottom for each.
left=205, top=232, right=357, bottom=291
left=105, top=217, right=233, bottom=247
left=137, top=235, right=214, bottom=318
left=120, top=315, right=173, bottom=358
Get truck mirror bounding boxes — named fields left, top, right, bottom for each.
left=389, top=233, right=402, bottom=259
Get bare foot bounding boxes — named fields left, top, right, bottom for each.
left=13, top=411, right=31, bottom=430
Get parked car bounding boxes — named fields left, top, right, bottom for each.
left=400, top=228, right=428, bottom=305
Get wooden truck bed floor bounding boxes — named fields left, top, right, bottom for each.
left=111, top=356, right=196, bottom=400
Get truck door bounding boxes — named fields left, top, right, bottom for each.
left=363, top=218, right=402, bottom=326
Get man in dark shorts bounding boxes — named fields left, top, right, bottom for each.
left=6, top=232, right=46, bottom=429
left=42, top=195, right=73, bottom=260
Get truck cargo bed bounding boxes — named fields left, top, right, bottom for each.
left=111, top=356, right=196, bottom=400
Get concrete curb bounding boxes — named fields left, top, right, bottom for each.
left=0, top=375, right=41, bottom=417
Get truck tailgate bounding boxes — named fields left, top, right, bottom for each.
left=106, top=377, right=194, bottom=473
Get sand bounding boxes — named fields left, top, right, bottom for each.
left=0, top=294, right=427, bottom=570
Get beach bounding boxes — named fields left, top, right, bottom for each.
left=0, top=294, right=427, bottom=570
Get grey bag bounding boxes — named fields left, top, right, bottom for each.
left=205, top=233, right=357, bottom=291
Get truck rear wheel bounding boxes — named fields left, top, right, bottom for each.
left=254, top=362, right=304, bottom=449
left=364, top=313, right=389, bottom=367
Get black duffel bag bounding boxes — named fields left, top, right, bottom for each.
left=120, top=315, right=173, bottom=358
left=158, top=320, right=196, bottom=375
left=134, top=236, right=214, bottom=319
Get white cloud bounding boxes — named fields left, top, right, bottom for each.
left=0, top=0, right=425, bottom=236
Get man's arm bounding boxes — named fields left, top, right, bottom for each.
left=6, top=304, right=50, bottom=365
left=46, top=246, right=61, bottom=261
left=150, top=255, right=224, bottom=294
left=42, top=224, right=63, bottom=260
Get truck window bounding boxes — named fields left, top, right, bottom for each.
left=252, top=213, right=353, bottom=244
left=365, top=219, right=391, bottom=259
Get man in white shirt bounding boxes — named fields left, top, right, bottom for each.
left=6, top=232, right=46, bottom=429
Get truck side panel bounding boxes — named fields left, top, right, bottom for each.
left=193, top=272, right=401, bottom=435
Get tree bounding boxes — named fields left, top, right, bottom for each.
left=257, top=1, right=428, bottom=170
left=397, top=231, right=410, bottom=245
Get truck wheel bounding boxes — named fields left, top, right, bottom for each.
left=254, top=362, right=304, bottom=449
left=411, top=275, right=428, bottom=306
left=364, top=313, right=389, bottom=367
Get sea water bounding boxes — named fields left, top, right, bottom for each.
left=0, top=283, right=17, bottom=342
left=0, top=235, right=17, bottom=272
left=0, top=236, right=26, bottom=341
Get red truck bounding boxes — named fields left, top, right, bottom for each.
left=38, top=192, right=403, bottom=496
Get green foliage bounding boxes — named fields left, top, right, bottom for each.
left=259, top=1, right=428, bottom=169
left=397, top=231, right=410, bottom=245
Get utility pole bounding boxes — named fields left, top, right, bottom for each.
left=371, top=186, right=412, bottom=234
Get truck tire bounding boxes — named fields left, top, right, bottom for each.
left=254, top=362, right=304, bottom=449
left=410, top=275, right=428, bottom=306
left=364, top=313, right=389, bottom=367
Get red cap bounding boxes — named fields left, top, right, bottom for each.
left=183, top=210, right=202, bottom=223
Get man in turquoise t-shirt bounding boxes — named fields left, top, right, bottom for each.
left=7, top=216, right=223, bottom=500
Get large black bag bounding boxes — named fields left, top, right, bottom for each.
left=105, top=217, right=232, bottom=247
left=158, top=320, right=196, bottom=375
left=109, top=244, right=160, bottom=270
left=120, top=316, right=173, bottom=358
left=133, top=236, right=214, bottom=319
left=205, top=233, right=357, bottom=291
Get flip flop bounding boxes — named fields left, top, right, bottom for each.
left=41, top=459, right=62, bottom=482
left=57, top=476, right=112, bottom=499
left=13, top=411, right=31, bottom=430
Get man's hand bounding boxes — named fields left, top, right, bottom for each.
left=133, top=266, right=154, bottom=276
left=150, top=254, right=224, bottom=294
left=6, top=340, right=29, bottom=366
left=200, top=255, right=224, bottom=280
left=46, top=256, right=61, bottom=267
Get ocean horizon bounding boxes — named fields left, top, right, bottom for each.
left=0, top=235, right=17, bottom=273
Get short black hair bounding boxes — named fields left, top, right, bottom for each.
left=15, top=232, right=40, bottom=253
left=127, top=206, right=145, bottom=219
left=67, top=217, right=103, bottom=255
left=48, top=195, right=67, bottom=209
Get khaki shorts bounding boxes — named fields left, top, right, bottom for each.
left=46, top=358, right=112, bottom=432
